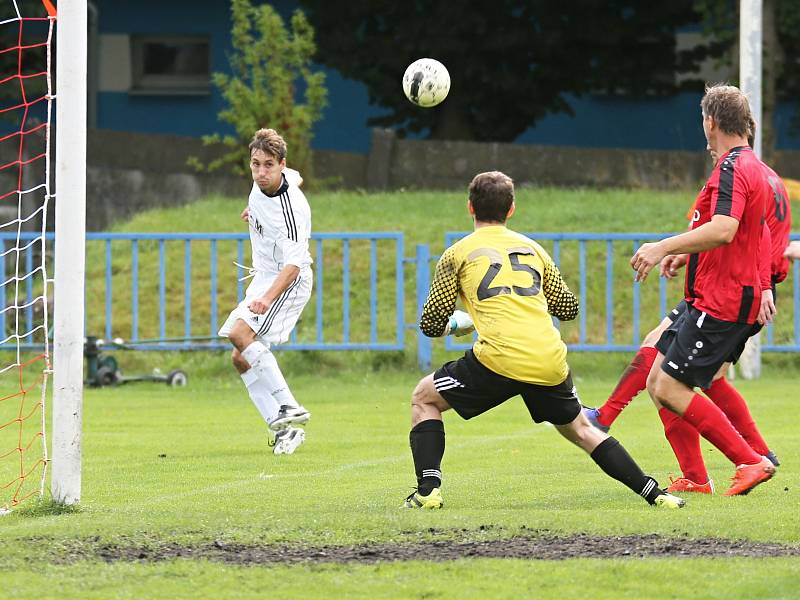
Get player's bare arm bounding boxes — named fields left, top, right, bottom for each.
left=248, top=264, right=301, bottom=314
left=784, top=240, right=800, bottom=261
left=631, top=215, right=739, bottom=281
left=757, top=289, right=776, bottom=325
left=755, top=223, right=775, bottom=325
left=659, top=254, right=687, bottom=278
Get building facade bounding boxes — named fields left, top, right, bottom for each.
left=92, top=0, right=800, bottom=153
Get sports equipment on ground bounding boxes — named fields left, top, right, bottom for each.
left=653, top=493, right=686, bottom=509
left=666, top=477, right=714, bottom=494
left=724, top=457, right=776, bottom=496
left=402, top=58, right=450, bottom=108
left=269, top=404, right=311, bottom=431
left=272, top=426, right=305, bottom=455
left=582, top=407, right=610, bottom=433
left=402, top=487, right=444, bottom=509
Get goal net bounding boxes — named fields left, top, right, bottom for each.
left=0, top=0, right=56, bottom=514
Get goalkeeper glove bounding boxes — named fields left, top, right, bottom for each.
left=445, top=310, right=475, bottom=337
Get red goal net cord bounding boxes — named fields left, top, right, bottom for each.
left=0, top=0, right=56, bottom=513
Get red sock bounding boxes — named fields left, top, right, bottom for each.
left=680, top=394, right=761, bottom=466
left=598, top=346, right=658, bottom=427
left=658, top=408, right=708, bottom=484
left=704, top=377, right=769, bottom=456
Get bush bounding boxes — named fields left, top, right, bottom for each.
left=189, top=0, right=327, bottom=182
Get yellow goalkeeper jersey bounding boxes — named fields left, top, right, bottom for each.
left=420, top=225, right=578, bottom=385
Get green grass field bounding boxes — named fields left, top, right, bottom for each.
left=2, top=187, right=800, bottom=598
left=84, top=187, right=697, bottom=346
left=1, top=369, right=799, bottom=598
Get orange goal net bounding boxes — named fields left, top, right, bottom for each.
left=0, top=0, right=56, bottom=514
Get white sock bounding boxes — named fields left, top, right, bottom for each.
left=241, top=341, right=299, bottom=408
left=240, top=368, right=279, bottom=424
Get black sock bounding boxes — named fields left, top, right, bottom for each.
left=410, top=419, right=445, bottom=495
left=590, top=437, right=664, bottom=505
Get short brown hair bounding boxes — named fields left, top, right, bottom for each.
left=747, top=114, right=756, bottom=147
left=701, top=84, right=752, bottom=138
left=468, top=171, right=514, bottom=223
left=249, top=128, right=287, bottom=160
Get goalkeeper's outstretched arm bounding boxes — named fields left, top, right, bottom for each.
left=542, top=256, right=579, bottom=321
left=419, top=248, right=461, bottom=337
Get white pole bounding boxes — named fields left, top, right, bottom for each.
left=740, top=0, right=763, bottom=156
left=51, top=1, right=87, bottom=505
left=738, top=0, right=763, bottom=380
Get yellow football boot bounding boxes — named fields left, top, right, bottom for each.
left=402, top=487, right=443, bottom=509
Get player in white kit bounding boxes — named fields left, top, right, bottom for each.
left=219, top=129, right=313, bottom=455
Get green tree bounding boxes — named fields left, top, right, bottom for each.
left=0, top=2, right=50, bottom=124
left=695, top=0, right=800, bottom=162
left=190, top=0, right=327, bottom=180
left=299, top=1, right=717, bottom=142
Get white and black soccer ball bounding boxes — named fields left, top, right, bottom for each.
left=402, top=58, right=450, bottom=108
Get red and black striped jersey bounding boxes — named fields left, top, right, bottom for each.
left=685, top=146, right=769, bottom=324
left=761, top=162, right=791, bottom=284
left=685, top=158, right=790, bottom=285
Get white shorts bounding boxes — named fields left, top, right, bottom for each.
left=218, top=271, right=312, bottom=345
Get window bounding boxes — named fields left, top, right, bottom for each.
left=130, top=35, right=210, bottom=95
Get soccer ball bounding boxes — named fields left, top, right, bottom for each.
left=402, top=58, right=450, bottom=108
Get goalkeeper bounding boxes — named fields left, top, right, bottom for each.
left=403, top=171, right=684, bottom=510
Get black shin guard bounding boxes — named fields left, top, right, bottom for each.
left=590, top=437, right=663, bottom=504
left=410, top=419, right=445, bottom=495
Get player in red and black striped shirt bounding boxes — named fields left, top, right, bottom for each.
left=585, top=121, right=790, bottom=494
left=630, top=84, right=777, bottom=496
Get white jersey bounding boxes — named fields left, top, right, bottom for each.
left=247, top=173, right=312, bottom=277
left=283, top=167, right=302, bottom=187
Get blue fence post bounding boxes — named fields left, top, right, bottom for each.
left=794, top=259, right=800, bottom=346
left=342, top=239, right=350, bottom=343
left=416, top=244, right=432, bottom=372
left=105, top=239, right=113, bottom=340
left=579, top=240, right=587, bottom=345
left=158, top=239, right=166, bottom=340
left=131, top=239, right=139, bottom=341
left=395, top=235, right=405, bottom=348
left=605, top=240, right=613, bottom=344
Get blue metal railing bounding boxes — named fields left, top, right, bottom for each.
left=101, top=232, right=405, bottom=351
left=3, top=230, right=800, bottom=367
left=0, top=232, right=405, bottom=352
left=438, top=232, right=800, bottom=357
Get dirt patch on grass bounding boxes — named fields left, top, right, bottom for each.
left=86, top=533, right=800, bottom=564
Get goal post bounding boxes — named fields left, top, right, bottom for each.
left=51, top=0, right=86, bottom=505
left=737, top=0, right=763, bottom=380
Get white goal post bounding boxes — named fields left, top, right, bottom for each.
left=51, top=1, right=87, bottom=505
left=737, top=0, right=762, bottom=380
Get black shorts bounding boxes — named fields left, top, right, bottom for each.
left=432, top=350, right=582, bottom=425
left=655, top=304, right=755, bottom=389
left=666, top=300, right=688, bottom=323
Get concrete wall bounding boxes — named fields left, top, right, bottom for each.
left=86, top=129, right=242, bottom=231
left=84, top=129, right=365, bottom=230
left=372, top=129, right=800, bottom=191
left=6, top=128, right=800, bottom=232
